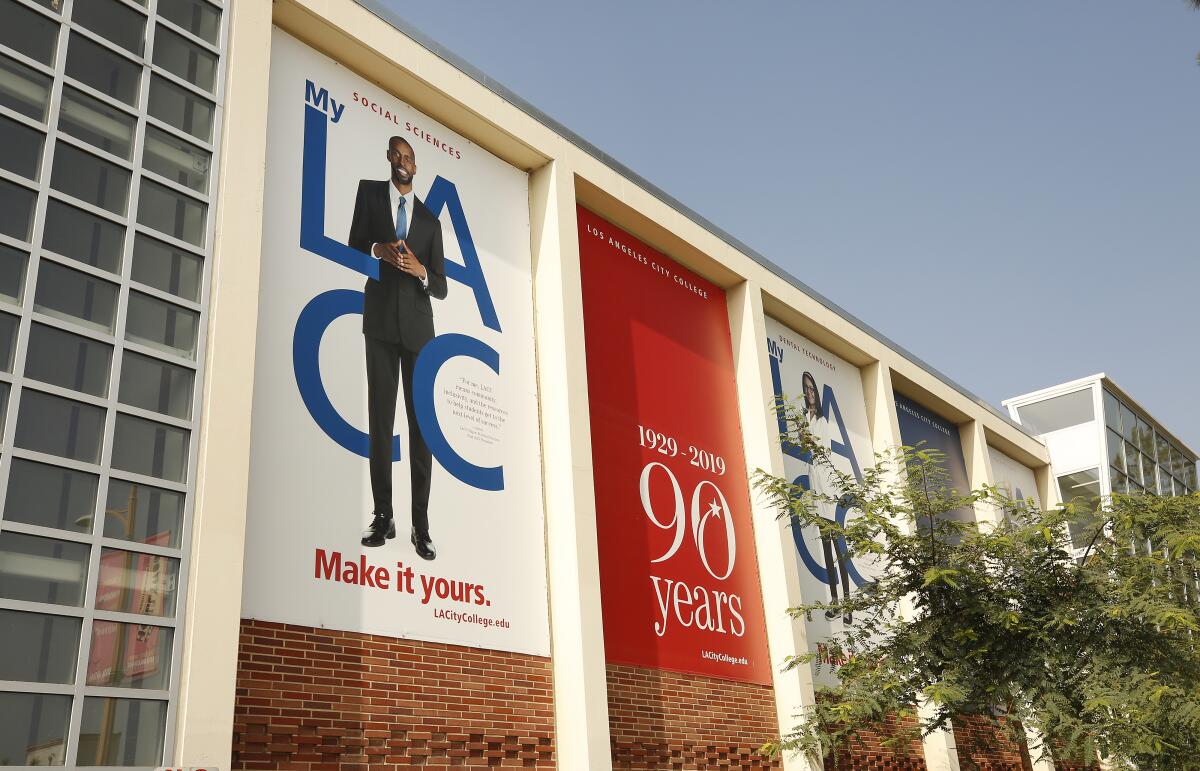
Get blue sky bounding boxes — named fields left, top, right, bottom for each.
left=379, top=1, right=1199, bottom=449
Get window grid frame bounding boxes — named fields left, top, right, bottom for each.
left=0, top=113, right=48, bottom=182
left=1101, top=388, right=1196, bottom=499
left=0, top=0, right=228, bottom=767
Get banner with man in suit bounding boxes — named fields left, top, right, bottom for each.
left=242, top=31, right=549, bottom=656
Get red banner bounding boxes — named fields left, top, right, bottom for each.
left=124, top=540, right=169, bottom=679
left=577, top=207, right=771, bottom=684
left=88, top=532, right=169, bottom=686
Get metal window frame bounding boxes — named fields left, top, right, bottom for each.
left=0, top=0, right=228, bottom=767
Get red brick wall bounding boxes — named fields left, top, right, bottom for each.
left=950, top=715, right=1031, bottom=771
left=606, top=663, right=779, bottom=770
left=232, top=619, right=555, bottom=770
left=822, top=711, right=927, bottom=771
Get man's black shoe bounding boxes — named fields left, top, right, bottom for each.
left=411, top=527, right=436, bottom=560
left=361, top=512, right=396, bottom=547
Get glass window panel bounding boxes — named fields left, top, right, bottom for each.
left=0, top=692, right=72, bottom=766
left=58, top=85, right=136, bottom=159
left=0, top=177, right=36, bottom=240
left=42, top=199, right=124, bottom=273
left=1170, top=446, right=1185, bottom=479
left=1158, top=467, right=1174, bottom=497
left=86, top=620, right=172, bottom=689
left=1106, top=429, right=1124, bottom=473
left=143, top=124, right=210, bottom=193
left=1058, top=468, right=1102, bottom=551
left=1124, top=442, right=1141, bottom=485
left=158, top=0, right=221, bottom=45
left=1015, top=389, right=1095, bottom=435
left=147, top=73, right=213, bottom=141
left=1134, top=416, right=1153, bottom=455
left=118, top=350, right=193, bottom=419
left=0, top=243, right=27, bottom=302
left=50, top=142, right=130, bottom=214
left=125, top=291, right=198, bottom=358
left=1120, top=403, right=1137, bottom=443
left=104, top=479, right=183, bottom=548
left=72, top=0, right=146, bottom=56
left=0, top=310, right=16, bottom=371
left=4, top=458, right=98, bottom=532
left=0, top=608, right=80, bottom=683
left=130, top=234, right=201, bottom=301
left=25, top=323, right=113, bottom=396
left=78, top=697, right=167, bottom=767
left=0, top=380, right=8, bottom=435
left=1140, top=452, right=1156, bottom=491
left=1141, top=466, right=1155, bottom=495
left=111, top=413, right=188, bottom=482
left=0, top=53, right=51, bottom=120
left=33, top=260, right=119, bottom=332
left=0, top=0, right=59, bottom=65
left=95, top=546, right=178, bottom=616
left=1102, top=390, right=1121, bottom=434
left=152, top=26, right=215, bottom=91
left=0, top=113, right=44, bottom=180
left=1110, top=468, right=1127, bottom=495
left=1156, top=432, right=1171, bottom=466
left=1186, top=463, right=1198, bottom=491
left=14, top=389, right=105, bottom=462
left=137, top=178, right=205, bottom=246
left=64, top=33, right=141, bottom=106
left=1058, top=467, right=1101, bottom=505
left=0, top=531, right=89, bottom=605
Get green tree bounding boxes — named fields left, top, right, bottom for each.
left=755, top=402, right=1200, bottom=769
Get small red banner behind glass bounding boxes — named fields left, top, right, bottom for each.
left=577, top=206, right=771, bottom=685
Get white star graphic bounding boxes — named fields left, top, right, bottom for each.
left=707, top=499, right=723, bottom=519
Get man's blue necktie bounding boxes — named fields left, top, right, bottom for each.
left=395, top=196, right=407, bottom=242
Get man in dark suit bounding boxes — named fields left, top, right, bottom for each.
left=348, top=136, right=447, bottom=559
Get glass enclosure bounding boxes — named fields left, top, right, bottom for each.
left=1102, top=388, right=1194, bottom=498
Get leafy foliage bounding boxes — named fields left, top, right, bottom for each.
left=754, top=402, right=1200, bottom=769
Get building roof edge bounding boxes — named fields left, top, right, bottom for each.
left=351, top=0, right=1042, bottom=445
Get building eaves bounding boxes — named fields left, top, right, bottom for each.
left=353, top=0, right=1042, bottom=444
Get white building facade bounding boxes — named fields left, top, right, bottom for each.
left=1004, top=374, right=1197, bottom=554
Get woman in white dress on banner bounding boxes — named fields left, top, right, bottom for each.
left=802, top=371, right=852, bottom=620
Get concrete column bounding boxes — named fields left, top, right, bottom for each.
left=529, top=162, right=613, bottom=770
left=961, top=422, right=1059, bottom=771
left=959, top=420, right=995, bottom=506
left=862, top=365, right=961, bottom=771
left=1023, top=725, right=1059, bottom=771
left=960, top=420, right=999, bottom=529
left=1036, top=463, right=1059, bottom=510
left=727, top=282, right=820, bottom=771
left=173, top=1, right=273, bottom=767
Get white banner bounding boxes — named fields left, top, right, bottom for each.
left=241, top=31, right=548, bottom=655
left=989, top=447, right=1042, bottom=509
left=765, top=318, right=878, bottom=685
